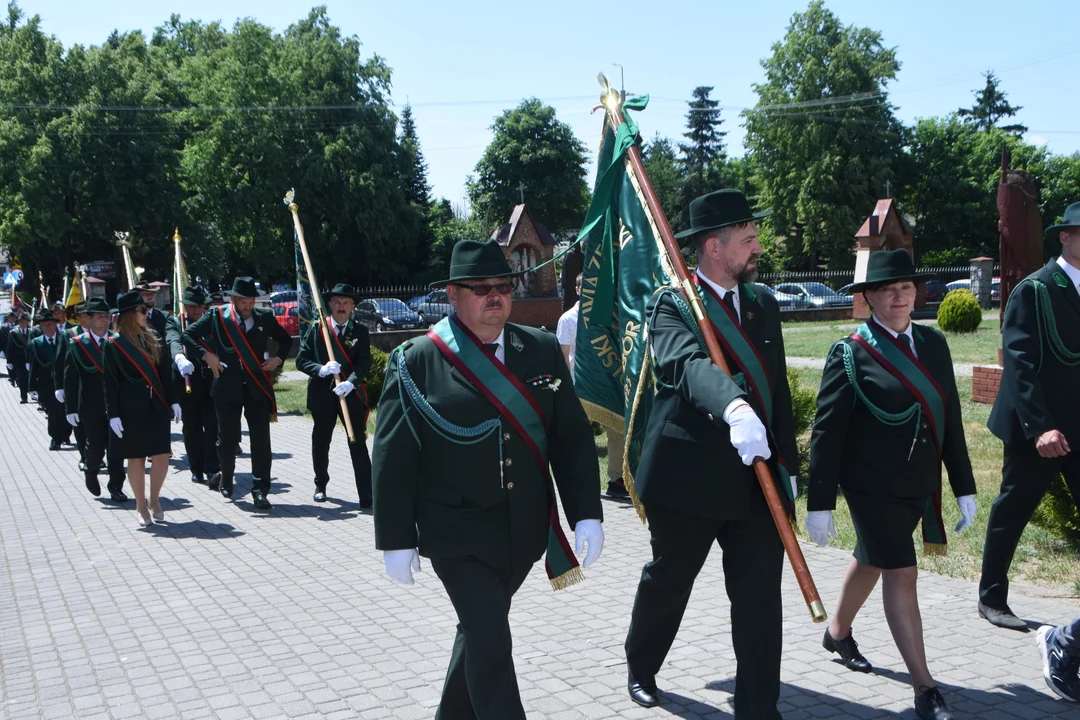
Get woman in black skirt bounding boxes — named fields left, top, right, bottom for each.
left=104, top=291, right=181, bottom=527
left=805, top=250, right=977, bottom=720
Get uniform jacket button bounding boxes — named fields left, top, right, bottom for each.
left=503, top=432, right=510, bottom=440
left=504, top=458, right=512, bottom=466
left=507, top=481, right=514, bottom=489
left=706, top=413, right=714, bottom=422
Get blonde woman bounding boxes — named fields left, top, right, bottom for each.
left=104, top=291, right=181, bottom=527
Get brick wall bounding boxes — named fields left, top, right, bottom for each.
left=509, top=298, right=563, bottom=331
left=972, top=364, right=1003, bottom=404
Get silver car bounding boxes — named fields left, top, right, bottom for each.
left=415, top=290, right=452, bottom=326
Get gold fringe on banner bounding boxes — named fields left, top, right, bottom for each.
left=550, top=566, right=584, bottom=591
left=923, top=542, right=948, bottom=557
left=622, top=340, right=655, bottom=524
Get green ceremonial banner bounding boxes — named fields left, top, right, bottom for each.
left=573, top=96, right=674, bottom=516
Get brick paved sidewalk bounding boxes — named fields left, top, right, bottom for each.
left=0, top=382, right=1077, bottom=719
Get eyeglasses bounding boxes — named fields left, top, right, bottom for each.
left=135, top=307, right=149, bottom=315
left=454, top=282, right=514, bottom=297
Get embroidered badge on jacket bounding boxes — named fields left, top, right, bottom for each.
left=510, top=332, right=524, bottom=352
left=1055, top=271, right=1069, bottom=289
left=525, top=374, right=561, bottom=391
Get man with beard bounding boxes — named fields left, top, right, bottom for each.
left=182, top=277, right=292, bottom=510
left=167, top=286, right=220, bottom=487
left=295, top=283, right=372, bottom=505
left=64, top=297, right=129, bottom=502
left=28, top=310, right=72, bottom=450
left=622, top=190, right=798, bottom=719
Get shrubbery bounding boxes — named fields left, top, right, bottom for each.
left=788, top=366, right=817, bottom=491
left=1032, top=474, right=1080, bottom=549
left=937, top=289, right=983, bottom=333
left=365, top=347, right=390, bottom=408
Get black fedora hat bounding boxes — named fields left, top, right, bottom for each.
left=430, top=239, right=522, bottom=288
left=35, top=310, right=56, bottom=324
left=1045, top=201, right=1080, bottom=237
left=674, top=189, right=772, bottom=242
left=324, top=283, right=360, bottom=303
left=133, top=281, right=157, bottom=292
left=847, top=249, right=933, bottom=293
left=83, top=297, right=113, bottom=315
left=182, top=286, right=209, bottom=306
left=225, top=277, right=260, bottom=298
left=116, top=290, right=151, bottom=314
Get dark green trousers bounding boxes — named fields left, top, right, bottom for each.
left=310, top=393, right=371, bottom=499
left=625, top=498, right=784, bottom=720
left=980, top=441, right=1080, bottom=607
left=181, top=391, right=219, bottom=478
left=430, top=556, right=532, bottom=720
left=216, top=383, right=273, bottom=494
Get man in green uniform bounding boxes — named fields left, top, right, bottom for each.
left=980, top=202, right=1080, bottom=630
left=373, top=239, right=605, bottom=719
left=28, top=310, right=71, bottom=450
left=182, top=277, right=292, bottom=510
left=166, top=286, right=220, bottom=486
left=54, top=302, right=90, bottom=469
left=622, top=190, right=799, bottom=719
left=0, top=311, right=15, bottom=386
left=6, top=312, right=32, bottom=403
left=295, top=283, right=372, bottom=505
left=64, top=297, right=129, bottom=502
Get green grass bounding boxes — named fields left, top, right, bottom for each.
left=275, top=379, right=377, bottom=435
left=781, top=318, right=1002, bottom=365
left=789, top=369, right=1079, bottom=593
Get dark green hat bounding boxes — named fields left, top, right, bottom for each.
left=1045, top=201, right=1080, bottom=238
left=430, top=239, right=522, bottom=288
left=209, top=291, right=225, bottom=305
left=182, top=286, right=209, bottom=306
left=847, top=249, right=932, bottom=293
left=116, top=290, right=151, bottom=314
left=225, top=277, right=260, bottom=298
left=324, top=283, right=360, bottom=303
left=674, top=189, right=772, bottom=242
left=133, top=281, right=157, bottom=292
left=83, top=297, right=113, bottom=315
left=72, top=301, right=89, bottom=315
left=35, top=310, right=56, bottom=324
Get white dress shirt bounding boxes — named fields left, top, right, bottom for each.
left=1056, top=255, right=1080, bottom=293
left=486, top=329, right=506, bottom=364
left=871, top=314, right=918, bottom=358
left=697, top=270, right=741, bottom=325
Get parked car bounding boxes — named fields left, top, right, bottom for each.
left=415, top=290, right=452, bottom=326
left=774, top=282, right=853, bottom=308
left=946, top=277, right=999, bottom=305
left=924, top=280, right=948, bottom=304
left=756, top=283, right=802, bottom=310
left=353, top=298, right=423, bottom=332
left=406, top=294, right=428, bottom=311
left=269, top=290, right=297, bottom=305
left=272, top=301, right=299, bottom=337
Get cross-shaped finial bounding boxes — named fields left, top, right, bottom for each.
left=518, top=181, right=526, bottom=204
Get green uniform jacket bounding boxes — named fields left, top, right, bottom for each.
left=181, top=306, right=293, bottom=405
left=372, top=322, right=602, bottom=571
left=5, top=327, right=30, bottom=367
left=295, top=319, right=371, bottom=415
left=52, top=327, right=81, bottom=391
left=988, top=259, right=1080, bottom=446
left=64, top=331, right=107, bottom=419
left=164, top=315, right=213, bottom=401
left=633, top=284, right=799, bottom=521
left=28, top=334, right=60, bottom=395
left=807, top=324, right=976, bottom=510
left=102, top=333, right=177, bottom=420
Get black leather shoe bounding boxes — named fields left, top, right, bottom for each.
left=48, top=440, right=61, bottom=451
left=979, top=600, right=1028, bottom=631
left=252, top=490, right=272, bottom=510
left=219, top=475, right=233, bottom=499
left=628, top=671, right=660, bottom=708
left=915, top=686, right=953, bottom=720
left=313, top=487, right=327, bottom=502
left=110, top=491, right=129, bottom=503
left=606, top=478, right=629, bottom=498
left=19, top=399, right=27, bottom=404
left=359, top=495, right=373, bottom=509
left=823, top=627, right=872, bottom=673
left=191, top=473, right=206, bottom=484
left=1037, top=625, right=1080, bottom=702
left=85, top=476, right=101, bottom=497
left=207, top=472, right=221, bottom=491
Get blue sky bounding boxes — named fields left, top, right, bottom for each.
left=22, top=0, right=1080, bottom=209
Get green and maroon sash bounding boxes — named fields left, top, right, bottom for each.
left=851, top=322, right=949, bottom=553
left=694, top=276, right=795, bottom=508
left=426, top=316, right=582, bottom=590
left=72, top=334, right=104, bottom=374
left=9, top=328, right=29, bottom=349
left=108, top=333, right=170, bottom=411
left=216, top=305, right=277, bottom=419
left=323, top=318, right=367, bottom=405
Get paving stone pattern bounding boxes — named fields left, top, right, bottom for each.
left=0, top=384, right=1077, bottom=719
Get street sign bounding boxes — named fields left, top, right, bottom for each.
left=10, top=268, right=23, bottom=284
left=2, top=273, right=15, bottom=287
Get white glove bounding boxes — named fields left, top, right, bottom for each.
left=384, top=549, right=421, bottom=585
left=171, top=403, right=182, bottom=423
left=219, top=362, right=228, bottom=369
left=5, top=364, right=11, bottom=370
left=333, top=380, right=354, bottom=397
left=29, top=391, right=37, bottom=402
left=955, top=495, right=977, bottom=532
left=319, top=361, right=342, bottom=378
left=24, top=363, right=29, bottom=370
left=175, top=354, right=195, bottom=376
left=790, top=475, right=798, bottom=499
left=66, top=413, right=79, bottom=427
left=109, top=418, right=124, bottom=438
left=54, top=389, right=65, bottom=403
left=574, top=519, right=605, bottom=568
left=805, top=510, right=836, bottom=547
left=725, top=403, right=771, bottom=466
